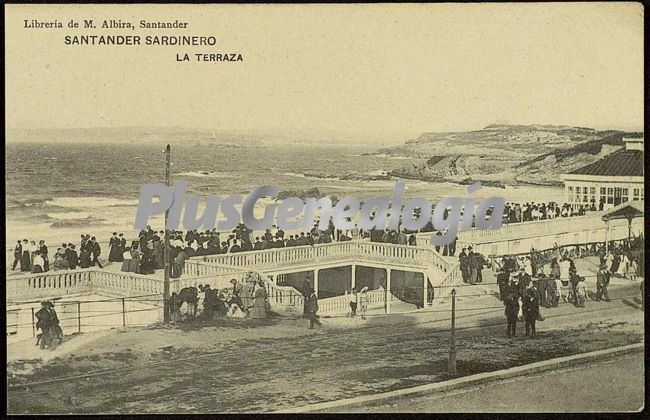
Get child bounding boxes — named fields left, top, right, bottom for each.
left=348, top=288, right=358, bottom=317
left=359, top=287, right=368, bottom=320
left=629, top=258, right=638, bottom=281
left=575, top=277, right=588, bottom=308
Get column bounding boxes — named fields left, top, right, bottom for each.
left=385, top=268, right=391, bottom=314
left=351, top=264, right=356, bottom=290
left=314, top=269, right=319, bottom=298
left=423, top=272, right=428, bottom=308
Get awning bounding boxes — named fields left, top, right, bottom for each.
left=601, top=200, right=644, bottom=222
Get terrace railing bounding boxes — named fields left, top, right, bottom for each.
left=191, top=241, right=454, bottom=274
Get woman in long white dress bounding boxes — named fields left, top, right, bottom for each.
left=616, top=254, right=629, bottom=278
left=605, top=252, right=614, bottom=272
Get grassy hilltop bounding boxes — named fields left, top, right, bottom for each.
left=375, top=125, right=643, bottom=186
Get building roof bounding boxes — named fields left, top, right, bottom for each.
left=568, top=149, right=644, bottom=177
left=601, top=200, right=644, bottom=221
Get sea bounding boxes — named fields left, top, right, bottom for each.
left=5, top=139, right=565, bottom=251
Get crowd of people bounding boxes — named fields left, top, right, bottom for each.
left=495, top=236, right=644, bottom=338
left=11, top=235, right=105, bottom=273
left=458, top=246, right=490, bottom=284
left=501, top=201, right=595, bottom=224
left=10, top=218, right=372, bottom=279
left=169, top=274, right=270, bottom=322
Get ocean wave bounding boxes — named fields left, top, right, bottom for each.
left=176, top=171, right=229, bottom=178
left=370, top=154, right=411, bottom=159
left=282, top=172, right=307, bottom=178
left=44, top=197, right=140, bottom=209
left=46, top=212, right=91, bottom=220
left=50, top=216, right=105, bottom=229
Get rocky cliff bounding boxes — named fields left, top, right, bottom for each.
left=377, top=125, right=642, bottom=186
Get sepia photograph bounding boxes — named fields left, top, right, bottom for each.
left=4, top=3, right=645, bottom=414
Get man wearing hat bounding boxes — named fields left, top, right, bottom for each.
left=306, top=290, right=322, bottom=329
left=504, top=289, right=519, bottom=337
left=459, top=248, right=469, bottom=283
left=496, top=265, right=510, bottom=302
left=66, top=243, right=78, bottom=269
left=12, top=240, right=22, bottom=271
left=517, top=267, right=531, bottom=299
left=522, top=288, right=540, bottom=338
left=595, top=264, right=611, bottom=302
left=229, top=278, right=244, bottom=309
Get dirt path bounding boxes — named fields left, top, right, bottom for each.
left=7, top=283, right=643, bottom=414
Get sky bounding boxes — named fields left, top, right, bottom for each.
left=5, top=3, right=645, bottom=140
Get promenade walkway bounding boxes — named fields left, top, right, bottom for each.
left=7, top=279, right=643, bottom=413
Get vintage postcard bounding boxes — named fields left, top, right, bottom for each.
left=5, top=3, right=644, bottom=414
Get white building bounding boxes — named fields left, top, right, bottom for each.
left=562, top=137, right=644, bottom=210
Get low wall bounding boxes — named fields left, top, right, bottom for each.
left=415, top=215, right=643, bottom=257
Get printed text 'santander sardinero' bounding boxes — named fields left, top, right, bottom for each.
left=64, top=35, right=218, bottom=45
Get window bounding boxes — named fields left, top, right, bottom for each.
left=633, top=188, right=640, bottom=200
left=606, top=188, right=614, bottom=204
left=568, top=186, right=574, bottom=202
left=622, top=188, right=629, bottom=203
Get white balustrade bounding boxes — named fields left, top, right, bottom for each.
left=189, top=241, right=452, bottom=278
left=457, top=213, right=615, bottom=243
left=6, top=239, right=467, bottom=309
left=6, top=269, right=94, bottom=303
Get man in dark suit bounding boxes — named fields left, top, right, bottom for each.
left=302, top=278, right=312, bottom=317
left=522, top=288, right=540, bottom=338
left=66, top=243, right=79, bottom=269
left=229, top=240, right=241, bottom=253
left=459, top=248, right=469, bottom=283
left=90, top=237, right=103, bottom=268
left=517, top=268, right=531, bottom=298
left=504, top=291, right=519, bottom=337
left=307, top=290, right=321, bottom=329
left=496, top=268, right=510, bottom=301
left=39, top=240, right=49, bottom=272
left=596, top=264, right=611, bottom=302
left=253, top=237, right=264, bottom=250
left=12, top=240, right=22, bottom=270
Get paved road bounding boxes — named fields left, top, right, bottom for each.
left=334, top=352, right=645, bottom=413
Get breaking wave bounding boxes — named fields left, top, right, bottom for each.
left=44, top=197, right=140, bottom=209
left=176, top=171, right=230, bottom=178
